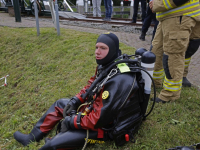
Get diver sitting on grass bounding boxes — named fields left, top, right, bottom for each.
left=14, top=32, right=149, bottom=150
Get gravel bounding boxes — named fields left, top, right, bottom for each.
left=24, top=17, right=154, bottom=35
left=60, top=20, right=154, bottom=35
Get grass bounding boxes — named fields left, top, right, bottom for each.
left=0, top=26, right=200, bottom=150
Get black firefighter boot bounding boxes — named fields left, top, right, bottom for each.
left=14, top=127, right=46, bottom=146
left=139, top=32, right=146, bottom=41
left=182, top=77, right=192, bottom=87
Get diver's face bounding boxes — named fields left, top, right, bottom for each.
left=95, top=42, right=109, bottom=60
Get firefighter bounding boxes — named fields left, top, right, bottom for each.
left=13, top=33, right=145, bottom=149
left=151, top=22, right=200, bottom=88
left=149, top=0, right=200, bottom=103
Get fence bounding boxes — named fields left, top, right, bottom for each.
left=87, top=5, right=131, bottom=18
left=0, top=0, right=143, bottom=19
left=72, top=3, right=143, bottom=19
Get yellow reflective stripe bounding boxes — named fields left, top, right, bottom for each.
left=163, top=76, right=182, bottom=91
left=185, top=57, right=191, bottom=67
left=153, top=76, right=164, bottom=79
left=163, top=84, right=182, bottom=91
left=185, top=64, right=189, bottom=67
left=157, top=2, right=199, bottom=18
left=153, top=74, right=164, bottom=79
left=153, top=69, right=164, bottom=79
left=164, top=76, right=182, bottom=85
left=153, top=69, right=164, bottom=74
left=163, top=0, right=173, bottom=10
left=185, top=58, right=191, bottom=62
left=183, top=9, right=200, bottom=17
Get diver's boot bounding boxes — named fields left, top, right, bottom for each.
left=14, top=127, right=46, bottom=146
left=139, top=32, right=146, bottom=41
left=182, top=77, right=192, bottom=87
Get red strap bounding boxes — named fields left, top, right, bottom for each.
left=73, top=115, right=79, bottom=129
left=97, top=128, right=104, bottom=138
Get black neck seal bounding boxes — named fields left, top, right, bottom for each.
left=96, top=33, right=119, bottom=66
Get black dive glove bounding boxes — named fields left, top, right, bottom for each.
left=61, top=111, right=82, bottom=132
left=61, top=116, right=71, bottom=133
left=63, top=97, right=81, bottom=117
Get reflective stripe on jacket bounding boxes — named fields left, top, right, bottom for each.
left=153, top=0, right=200, bottom=21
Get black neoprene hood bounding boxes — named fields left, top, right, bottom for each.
left=96, top=33, right=119, bottom=66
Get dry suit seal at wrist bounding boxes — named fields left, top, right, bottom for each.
left=70, top=96, right=82, bottom=107
left=70, top=112, right=82, bottom=129
left=76, top=112, right=82, bottom=129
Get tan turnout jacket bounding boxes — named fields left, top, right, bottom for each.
left=152, top=0, right=200, bottom=21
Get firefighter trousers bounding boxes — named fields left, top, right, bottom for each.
left=152, top=16, right=200, bottom=101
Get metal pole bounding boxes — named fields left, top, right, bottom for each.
left=111, top=1, right=113, bottom=18
left=34, top=0, right=40, bottom=36
left=121, top=1, right=124, bottom=18
left=13, top=0, right=21, bottom=22
left=55, top=0, right=60, bottom=36
left=84, top=0, right=88, bottom=13
left=63, top=0, right=73, bottom=12
left=88, top=0, right=91, bottom=12
left=130, top=0, right=133, bottom=19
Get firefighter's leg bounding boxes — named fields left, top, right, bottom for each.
left=183, top=39, right=200, bottom=87
left=39, top=129, right=102, bottom=150
left=151, top=22, right=164, bottom=87
left=183, top=22, right=200, bottom=86
left=14, top=98, right=69, bottom=146
left=158, top=16, right=196, bottom=102
left=159, top=52, right=185, bottom=101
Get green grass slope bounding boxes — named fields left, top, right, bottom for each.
left=0, top=27, right=200, bottom=150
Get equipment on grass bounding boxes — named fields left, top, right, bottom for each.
left=168, top=142, right=200, bottom=150
left=0, top=75, right=9, bottom=87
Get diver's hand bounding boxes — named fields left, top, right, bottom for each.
left=63, top=102, right=76, bottom=117
left=60, top=116, right=71, bottom=133
left=63, top=97, right=81, bottom=117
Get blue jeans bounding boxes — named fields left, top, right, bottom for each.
left=104, top=0, right=112, bottom=18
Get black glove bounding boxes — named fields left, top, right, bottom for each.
left=61, top=112, right=83, bottom=132
left=60, top=116, right=71, bottom=133
left=63, top=97, right=81, bottom=117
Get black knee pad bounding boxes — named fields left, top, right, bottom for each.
left=163, top=53, right=172, bottom=79
left=185, top=39, right=200, bottom=59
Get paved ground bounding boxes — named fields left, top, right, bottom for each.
left=0, top=12, right=200, bottom=88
